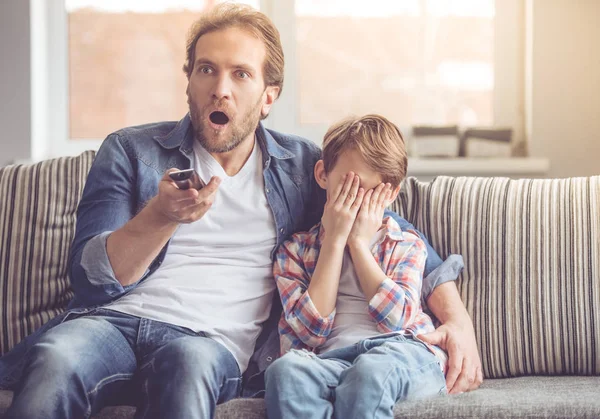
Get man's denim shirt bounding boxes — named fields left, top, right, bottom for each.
left=0, top=114, right=464, bottom=397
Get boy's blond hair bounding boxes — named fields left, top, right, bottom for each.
left=322, top=114, right=407, bottom=187
left=182, top=3, right=284, bottom=101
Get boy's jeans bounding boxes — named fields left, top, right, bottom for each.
left=5, top=308, right=241, bottom=419
left=265, top=334, right=446, bottom=419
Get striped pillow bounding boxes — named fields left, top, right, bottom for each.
left=0, top=151, right=95, bottom=355
left=392, top=176, right=600, bottom=378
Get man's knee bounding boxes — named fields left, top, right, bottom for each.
left=148, top=337, right=231, bottom=382
left=25, top=316, right=135, bottom=385
left=28, top=337, right=85, bottom=379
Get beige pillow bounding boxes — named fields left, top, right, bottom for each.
left=0, top=151, right=95, bottom=355
left=392, top=176, right=600, bottom=378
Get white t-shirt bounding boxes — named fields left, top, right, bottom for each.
left=319, top=230, right=388, bottom=353
left=106, top=139, right=277, bottom=372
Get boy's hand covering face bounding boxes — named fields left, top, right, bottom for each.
left=320, top=172, right=365, bottom=245
left=348, top=182, right=393, bottom=246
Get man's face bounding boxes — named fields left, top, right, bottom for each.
left=187, top=27, right=278, bottom=153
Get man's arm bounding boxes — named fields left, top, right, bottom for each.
left=69, top=134, right=147, bottom=306
left=419, top=281, right=483, bottom=394
left=384, top=210, right=448, bottom=298
left=106, top=171, right=221, bottom=286
left=69, top=134, right=220, bottom=306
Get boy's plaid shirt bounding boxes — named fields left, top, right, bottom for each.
left=274, top=216, right=447, bottom=368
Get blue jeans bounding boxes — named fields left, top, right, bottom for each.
left=5, top=308, right=241, bottom=419
left=265, top=335, right=446, bottom=419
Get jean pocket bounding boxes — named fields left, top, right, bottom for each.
left=60, top=307, right=97, bottom=324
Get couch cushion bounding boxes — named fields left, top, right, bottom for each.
left=0, top=151, right=96, bottom=355
left=3, top=377, right=600, bottom=418
left=392, top=176, right=600, bottom=378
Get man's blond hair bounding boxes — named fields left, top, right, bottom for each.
left=322, top=114, right=407, bottom=187
left=182, top=3, right=284, bottom=100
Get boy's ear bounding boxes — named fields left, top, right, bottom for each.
left=314, top=160, right=328, bottom=190
left=387, top=184, right=402, bottom=205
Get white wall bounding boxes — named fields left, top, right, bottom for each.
left=527, top=0, right=600, bottom=178
left=0, top=1, right=32, bottom=167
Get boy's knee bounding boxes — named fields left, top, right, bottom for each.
left=266, top=350, right=316, bottom=384
left=347, top=354, right=393, bottom=383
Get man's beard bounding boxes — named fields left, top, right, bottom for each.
left=189, top=95, right=263, bottom=154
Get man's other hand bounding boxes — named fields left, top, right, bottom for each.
left=418, top=321, right=483, bottom=394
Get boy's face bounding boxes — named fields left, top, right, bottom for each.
left=315, top=149, right=384, bottom=199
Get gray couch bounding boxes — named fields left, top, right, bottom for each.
left=2, top=376, right=600, bottom=418
left=1, top=152, right=599, bottom=418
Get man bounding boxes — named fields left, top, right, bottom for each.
left=0, top=4, right=481, bottom=418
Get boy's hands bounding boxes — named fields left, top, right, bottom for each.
left=348, top=183, right=393, bottom=247
left=321, top=172, right=365, bottom=245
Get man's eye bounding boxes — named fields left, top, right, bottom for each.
left=199, top=67, right=212, bottom=74
left=237, top=71, right=249, bottom=79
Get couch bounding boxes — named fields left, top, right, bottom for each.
left=1, top=151, right=599, bottom=418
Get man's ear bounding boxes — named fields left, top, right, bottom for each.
left=387, top=184, right=402, bottom=205
left=314, top=160, right=328, bottom=190
left=261, top=86, right=280, bottom=118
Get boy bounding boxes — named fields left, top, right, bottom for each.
left=265, top=115, right=447, bottom=419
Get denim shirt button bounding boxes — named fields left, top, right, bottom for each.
left=266, top=356, right=273, bottom=362
left=279, top=228, right=284, bottom=234
left=266, top=188, right=270, bottom=193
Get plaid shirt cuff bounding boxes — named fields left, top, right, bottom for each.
left=368, top=277, right=402, bottom=325
left=295, top=290, right=336, bottom=337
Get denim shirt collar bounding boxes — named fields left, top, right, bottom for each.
left=152, top=113, right=295, bottom=163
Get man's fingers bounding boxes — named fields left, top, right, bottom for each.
left=197, top=176, right=221, bottom=198
left=470, top=365, right=483, bottom=391
left=444, top=341, right=463, bottom=392
left=417, top=331, right=442, bottom=346
left=448, top=357, right=473, bottom=394
left=163, top=168, right=179, bottom=178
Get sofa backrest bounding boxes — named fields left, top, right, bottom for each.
left=0, top=151, right=96, bottom=355
left=1, top=151, right=599, bottom=379
left=392, top=176, right=600, bottom=378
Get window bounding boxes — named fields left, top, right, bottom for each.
left=67, top=0, right=259, bottom=140
left=34, top=0, right=522, bottom=157
left=297, top=0, right=494, bottom=127
left=32, top=0, right=259, bottom=157
left=268, top=0, right=523, bottom=145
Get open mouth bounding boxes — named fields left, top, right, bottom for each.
left=209, top=111, right=230, bottom=125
